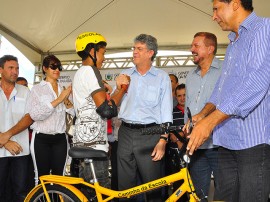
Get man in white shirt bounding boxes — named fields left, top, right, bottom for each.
left=0, top=55, right=31, bottom=202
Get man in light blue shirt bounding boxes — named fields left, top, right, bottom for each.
left=185, top=32, right=222, bottom=201
left=187, top=1, right=270, bottom=201
left=116, top=34, right=173, bottom=202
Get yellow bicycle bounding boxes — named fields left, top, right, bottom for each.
left=25, top=109, right=199, bottom=202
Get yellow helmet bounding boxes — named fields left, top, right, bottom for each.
left=75, top=32, right=107, bottom=53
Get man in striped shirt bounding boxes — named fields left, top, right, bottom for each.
left=186, top=0, right=270, bottom=201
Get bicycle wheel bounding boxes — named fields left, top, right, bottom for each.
left=28, top=184, right=81, bottom=202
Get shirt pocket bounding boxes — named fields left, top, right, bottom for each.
left=12, top=97, right=26, bottom=121
left=141, top=85, right=160, bottom=106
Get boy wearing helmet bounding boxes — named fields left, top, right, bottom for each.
left=72, top=32, right=128, bottom=192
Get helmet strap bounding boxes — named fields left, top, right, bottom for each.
left=88, top=53, right=97, bottom=67
left=93, top=45, right=97, bottom=67
left=88, top=45, right=97, bottom=67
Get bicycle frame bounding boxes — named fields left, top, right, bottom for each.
left=25, top=166, right=199, bottom=202
left=25, top=108, right=198, bottom=202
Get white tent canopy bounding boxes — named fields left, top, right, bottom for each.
left=0, top=0, right=269, bottom=65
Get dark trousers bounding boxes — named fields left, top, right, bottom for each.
left=0, top=155, right=29, bottom=202
left=214, top=144, right=270, bottom=202
left=117, top=125, right=164, bottom=202
left=109, top=141, right=119, bottom=191
left=32, top=133, right=68, bottom=184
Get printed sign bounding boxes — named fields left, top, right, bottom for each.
left=58, top=66, right=194, bottom=88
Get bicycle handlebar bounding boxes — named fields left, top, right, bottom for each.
left=141, top=107, right=193, bottom=140
left=141, top=124, right=182, bottom=135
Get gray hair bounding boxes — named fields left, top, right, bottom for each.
left=134, top=34, right=158, bottom=61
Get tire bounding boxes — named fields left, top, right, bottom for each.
left=28, top=184, right=81, bottom=202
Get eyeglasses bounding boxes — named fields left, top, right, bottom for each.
left=48, top=64, right=63, bottom=71
left=131, top=47, right=149, bottom=52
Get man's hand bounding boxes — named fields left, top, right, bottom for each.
left=186, top=118, right=213, bottom=155
left=187, top=109, right=229, bottom=155
left=0, top=132, right=12, bottom=148
left=182, top=113, right=204, bottom=134
left=4, top=140, right=23, bottom=156
left=116, top=74, right=130, bottom=90
left=151, top=139, right=166, bottom=161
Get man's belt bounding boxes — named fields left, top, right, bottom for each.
left=122, top=121, right=157, bottom=129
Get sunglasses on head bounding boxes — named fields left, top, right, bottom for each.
left=48, top=64, right=63, bottom=71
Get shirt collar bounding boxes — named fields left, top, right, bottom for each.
left=194, top=57, right=221, bottom=75
left=228, top=12, right=257, bottom=42
left=40, top=80, right=59, bottom=88
left=131, top=65, right=158, bottom=76
left=0, top=82, right=17, bottom=92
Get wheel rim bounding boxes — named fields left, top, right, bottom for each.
left=33, top=190, right=75, bottom=202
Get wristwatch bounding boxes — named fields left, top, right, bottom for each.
left=160, top=136, right=168, bottom=142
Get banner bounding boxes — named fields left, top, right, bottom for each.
left=58, top=66, right=195, bottom=88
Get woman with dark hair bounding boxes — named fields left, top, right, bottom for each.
left=25, top=55, right=74, bottom=185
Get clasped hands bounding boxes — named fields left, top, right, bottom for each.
left=116, top=74, right=130, bottom=92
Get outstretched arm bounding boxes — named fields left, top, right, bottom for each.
left=92, top=74, right=130, bottom=108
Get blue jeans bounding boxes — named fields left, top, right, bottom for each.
left=189, top=148, right=218, bottom=201
left=71, top=157, right=110, bottom=200
left=214, top=144, right=270, bottom=202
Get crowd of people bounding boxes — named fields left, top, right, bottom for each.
left=0, top=0, right=269, bottom=202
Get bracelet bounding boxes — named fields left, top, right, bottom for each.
left=160, top=136, right=168, bottom=142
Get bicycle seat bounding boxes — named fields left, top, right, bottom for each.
left=69, top=146, right=108, bottom=159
